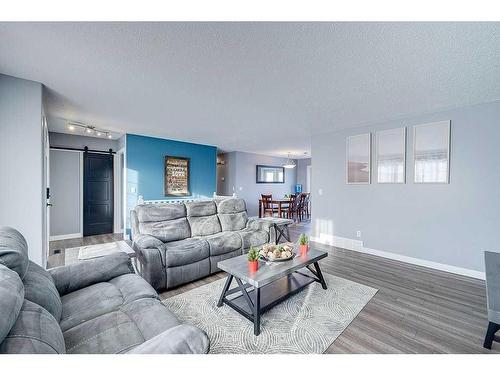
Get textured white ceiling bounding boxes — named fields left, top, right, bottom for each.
left=1, top=22, right=499, bottom=157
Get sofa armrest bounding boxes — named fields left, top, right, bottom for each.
left=133, top=234, right=164, bottom=250
left=126, top=324, right=210, bottom=354
left=49, top=252, right=133, bottom=296
left=246, top=217, right=274, bottom=232
left=132, top=236, right=167, bottom=290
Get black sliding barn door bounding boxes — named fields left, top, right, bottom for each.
left=83, top=152, right=114, bottom=236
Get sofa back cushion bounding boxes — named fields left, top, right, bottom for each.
left=216, top=198, right=246, bottom=214
left=0, top=265, right=24, bottom=344
left=186, top=201, right=222, bottom=236
left=186, top=201, right=217, bottom=217
left=0, top=226, right=29, bottom=279
left=216, top=199, right=248, bottom=231
left=0, top=300, right=66, bottom=354
left=188, top=216, right=222, bottom=237
left=139, top=219, right=191, bottom=243
left=136, top=204, right=186, bottom=222
left=23, top=261, right=62, bottom=322
left=135, top=204, right=190, bottom=242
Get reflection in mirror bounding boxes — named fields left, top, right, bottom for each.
left=256, top=165, right=285, bottom=183
left=413, top=121, right=450, bottom=183
left=347, top=133, right=371, bottom=184
left=376, top=128, right=406, bottom=183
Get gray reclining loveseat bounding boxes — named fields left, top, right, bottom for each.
left=0, top=226, right=209, bottom=354
left=131, top=198, right=273, bottom=290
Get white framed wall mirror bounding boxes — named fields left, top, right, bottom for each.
left=346, top=133, right=371, bottom=184
left=413, top=120, right=450, bottom=184
left=376, top=127, right=406, bottom=184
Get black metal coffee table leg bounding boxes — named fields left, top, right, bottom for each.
left=313, top=262, right=328, bottom=290
left=274, top=223, right=291, bottom=244
left=217, top=274, right=233, bottom=307
left=254, top=287, right=261, bottom=335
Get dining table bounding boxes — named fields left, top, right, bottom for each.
left=258, top=198, right=292, bottom=218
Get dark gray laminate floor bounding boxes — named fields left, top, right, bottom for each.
left=47, top=233, right=125, bottom=268
left=49, top=220, right=497, bottom=353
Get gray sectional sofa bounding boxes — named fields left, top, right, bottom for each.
left=0, top=226, right=209, bottom=354
left=131, top=198, right=273, bottom=290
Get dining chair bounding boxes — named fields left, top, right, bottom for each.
left=295, top=193, right=306, bottom=222
left=261, top=194, right=277, bottom=217
left=303, top=193, right=311, bottom=219
left=280, top=194, right=297, bottom=220
left=484, top=251, right=500, bottom=349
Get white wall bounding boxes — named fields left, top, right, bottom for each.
left=49, top=150, right=81, bottom=238
left=311, top=100, right=500, bottom=277
left=218, top=151, right=297, bottom=216
left=0, top=74, right=44, bottom=265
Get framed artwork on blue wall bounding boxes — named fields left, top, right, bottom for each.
left=164, top=156, right=190, bottom=196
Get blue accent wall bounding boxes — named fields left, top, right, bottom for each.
left=125, top=133, right=217, bottom=230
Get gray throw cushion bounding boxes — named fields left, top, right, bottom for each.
left=0, top=300, right=66, bottom=354
left=136, top=204, right=186, bottom=222
left=237, top=228, right=269, bottom=249
left=188, top=215, right=222, bottom=237
left=218, top=212, right=248, bottom=231
left=23, top=261, right=62, bottom=322
left=216, top=198, right=246, bottom=214
left=163, top=238, right=210, bottom=267
left=0, top=265, right=24, bottom=343
left=0, top=226, right=29, bottom=279
left=186, top=200, right=217, bottom=217
left=205, top=232, right=242, bottom=256
left=139, top=218, right=191, bottom=242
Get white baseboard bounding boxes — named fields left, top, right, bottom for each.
left=310, top=235, right=485, bottom=280
left=49, top=233, right=82, bottom=241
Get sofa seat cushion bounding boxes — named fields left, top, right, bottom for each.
left=59, top=274, right=157, bottom=332
left=163, top=238, right=209, bottom=267
left=204, top=232, right=242, bottom=256
left=23, top=261, right=62, bottom=322
left=237, top=229, right=269, bottom=249
left=63, top=298, right=180, bottom=354
left=0, top=300, right=65, bottom=354
left=139, top=217, right=191, bottom=243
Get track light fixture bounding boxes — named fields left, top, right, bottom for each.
left=66, top=122, right=114, bottom=139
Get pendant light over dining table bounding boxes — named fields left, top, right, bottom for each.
left=282, top=153, right=296, bottom=169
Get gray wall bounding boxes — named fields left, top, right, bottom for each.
left=311, top=100, right=500, bottom=273
left=49, top=131, right=119, bottom=151
left=218, top=151, right=297, bottom=216
left=49, top=150, right=81, bottom=237
left=0, top=74, right=44, bottom=265
left=296, top=158, right=311, bottom=191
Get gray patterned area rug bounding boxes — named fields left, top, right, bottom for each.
left=163, top=273, right=377, bottom=354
